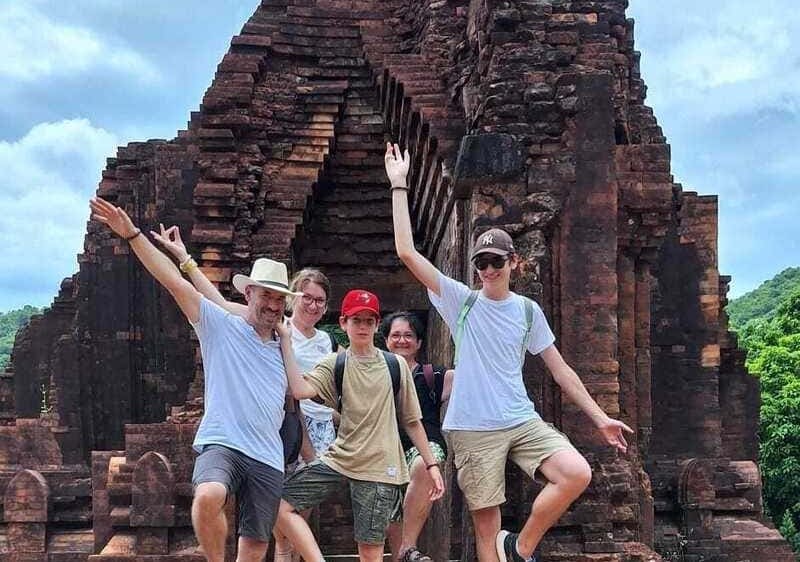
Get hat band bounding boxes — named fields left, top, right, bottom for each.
left=252, top=279, right=291, bottom=291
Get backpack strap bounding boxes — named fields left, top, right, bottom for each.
left=334, top=351, right=347, bottom=412
left=334, top=350, right=401, bottom=413
left=422, top=363, right=436, bottom=402
left=520, top=297, right=535, bottom=365
left=454, top=291, right=479, bottom=367
left=327, top=330, right=338, bottom=352
left=381, top=350, right=402, bottom=398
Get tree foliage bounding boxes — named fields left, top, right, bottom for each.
left=0, top=306, right=41, bottom=371
left=737, top=290, right=800, bottom=552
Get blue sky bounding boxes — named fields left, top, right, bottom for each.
left=0, top=0, right=797, bottom=312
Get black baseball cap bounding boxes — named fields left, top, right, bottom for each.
left=470, top=228, right=515, bottom=261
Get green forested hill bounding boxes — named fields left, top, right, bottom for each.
left=731, top=268, right=800, bottom=553
left=0, top=306, right=41, bottom=371
left=727, top=267, right=800, bottom=329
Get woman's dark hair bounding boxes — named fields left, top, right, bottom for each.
left=380, top=311, right=425, bottom=341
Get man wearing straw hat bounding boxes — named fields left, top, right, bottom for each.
left=90, top=196, right=302, bottom=562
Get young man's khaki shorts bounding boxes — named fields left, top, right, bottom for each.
left=447, top=418, right=577, bottom=510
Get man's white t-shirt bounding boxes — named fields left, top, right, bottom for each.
left=191, top=298, right=287, bottom=471
left=428, top=273, right=555, bottom=431
left=289, top=323, right=336, bottom=421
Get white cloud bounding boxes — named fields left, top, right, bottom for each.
left=0, top=2, right=160, bottom=83
left=0, top=118, right=119, bottom=310
left=630, top=0, right=800, bottom=120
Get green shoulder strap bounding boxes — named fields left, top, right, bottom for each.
left=521, top=297, right=535, bottom=366
left=454, top=291, right=479, bottom=367
left=454, top=292, right=535, bottom=367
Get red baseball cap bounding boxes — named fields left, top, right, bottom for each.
left=341, top=289, right=380, bottom=318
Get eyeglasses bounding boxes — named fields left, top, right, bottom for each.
left=473, top=254, right=509, bottom=271
left=389, top=332, right=417, bottom=342
left=300, top=294, right=327, bottom=308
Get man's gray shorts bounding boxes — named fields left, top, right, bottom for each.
left=192, top=444, right=283, bottom=542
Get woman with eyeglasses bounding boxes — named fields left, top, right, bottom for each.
left=286, top=269, right=339, bottom=462
left=381, top=311, right=453, bottom=562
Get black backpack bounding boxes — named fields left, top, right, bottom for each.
left=333, top=350, right=402, bottom=413
left=279, top=395, right=303, bottom=465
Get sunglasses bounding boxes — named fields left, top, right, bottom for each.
left=473, top=254, right=509, bottom=271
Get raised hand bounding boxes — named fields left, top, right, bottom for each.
left=151, top=224, right=189, bottom=262
left=90, top=197, right=138, bottom=239
left=596, top=417, right=634, bottom=454
left=384, top=142, right=410, bottom=188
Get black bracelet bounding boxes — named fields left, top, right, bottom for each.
left=124, top=229, right=142, bottom=241
left=391, top=186, right=409, bottom=191
left=426, top=463, right=439, bottom=471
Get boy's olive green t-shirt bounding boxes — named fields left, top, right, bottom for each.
left=305, top=350, right=422, bottom=485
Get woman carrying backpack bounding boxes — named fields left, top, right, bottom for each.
left=381, top=312, right=454, bottom=562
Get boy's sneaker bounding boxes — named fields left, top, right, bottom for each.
left=495, top=530, right=538, bottom=562
left=399, top=547, right=432, bottom=562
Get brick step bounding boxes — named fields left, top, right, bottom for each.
left=323, top=187, right=391, bottom=203
left=272, top=32, right=363, bottom=49
left=393, top=76, right=444, bottom=88
left=280, top=159, right=324, bottom=171
left=271, top=44, right=363, bottom=59
left=323, top=557, right=458, bottom=562
left=296, top=80, right=349, bottom=94
left=384, top=65, right=436, bottom=77
left=296, top=66, right=371, bottom=79
left=300, top=93, right=346, bottom=104
left=286, top=6, right=387, bottom=20
left=286, top=152, right=327, bottom=164
left=328, top=155, right=386, bottom=168
left=338, top=121, right=385, bottom=133
left=382, top=54, right=427, bottom=65
left=281, top=22, right=361, bottom=38
left=327, top=173, right=388, bottom=186
left=286, top=127, right=334, bottom=138
left=319, top=56, right=368, bottom=68
left=241, top=21, right=280, bottom=35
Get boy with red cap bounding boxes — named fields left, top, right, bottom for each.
left=385, top=144, right=633, bottom=562
left=274, top=289, right=445, bottom=562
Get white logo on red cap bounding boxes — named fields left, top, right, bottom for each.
left=359, top=292, right=372, bottom=303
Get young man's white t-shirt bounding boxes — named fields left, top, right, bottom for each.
left=428, top=273, right=555, bottom=431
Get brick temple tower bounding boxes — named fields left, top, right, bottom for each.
left=0, top=1, right=794, bottom=560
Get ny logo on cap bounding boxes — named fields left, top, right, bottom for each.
left=359, top=292, right=372, bottom=302
left=481, top=234, right=494, bottom=245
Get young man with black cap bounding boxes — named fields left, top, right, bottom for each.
left=275, top=289, right=445, bottom=562
left=89, top=197, right=302, bottom=562
left=384, top=144, right=633, bottom=562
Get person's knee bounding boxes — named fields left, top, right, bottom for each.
left=237, top=536, right=269, bottom=562
left=559, top=454, right=592, bottom=493
left=357, top=541, right=386, bottom=562
left=471, top=507, right=500, bottom=539
left=193, top=482, right=227, bottom=516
